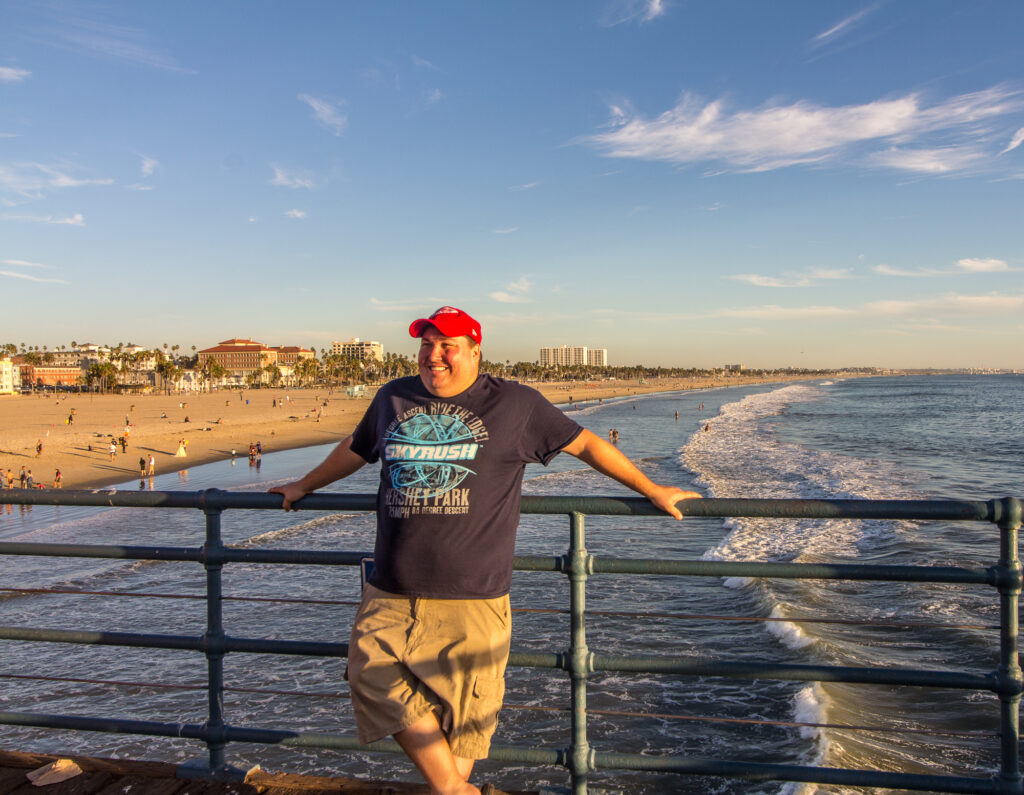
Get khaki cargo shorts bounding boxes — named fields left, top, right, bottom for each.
left=347, top=584, right=512, bottom=760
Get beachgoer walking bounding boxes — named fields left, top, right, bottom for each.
left=270, top=305, right=699, bottom=794
left=36, top=440, right=43, bottom=457
left=109, top=441, right=117, bottom=460
left=25, top=470, right=34, bottom=489
left=19, top=467, right=27, bottom=488
left=54, top=469, right=62, bottom=488
left=175, top=439, right=188, bottom=457
left=139, top=457, right=147, bottom=478
left=148, top=455, right=156, bottom=476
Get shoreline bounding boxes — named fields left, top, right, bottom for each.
left=0, top=374, right=832, bottom=491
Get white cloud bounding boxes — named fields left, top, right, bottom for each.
left=713, top=305, right=854, bottom=319
left=811, top=6, right=879, bottom=48
left=730, top=267, right=852, bottom=287
left=298, top=93, right=348, bottom=136
left=126, top=184, right=153, bottom=191
left=490, top=276, right=534, bottom=303
left=37, top=12, right=194, bottom=74
left=598, top=0, right=667, bottom=26
left=270, top=166, right=314, bottom=189
left=284, top=209, right=307, bottom=219
left=0, top=67, right=31, bottom=83
left=865, top=293, right=1024, bottom=316
left=510, top=181, right=541, bottom=191
left=3, top=259, right=51, bottom=268
left=1001, top=127, right=1024, bottom=154
left=493, top=227, right=520, bottom=234
left=0, top=162, right=113, bottom=200
left=584, top=85, right=1024, bottom=175
left=423, top=88, right=443, bottom=105
left=873, top=258, right=1012, bottom=277
left=0, top=269, right=68, bottom=284
left=411, top=55, right=440, bottom=71
left=138, top=154, right=158, bottom=176
left=957, top=257, right=1009, bottom=272
left=3, top=212, right=85, bottom=226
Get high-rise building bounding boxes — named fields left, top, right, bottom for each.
left=330, top=338, right=384, bottom=362
left=539, top=345, right=608, bottom=367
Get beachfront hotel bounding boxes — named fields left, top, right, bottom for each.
left=539, top=345, right=608, bottom=367
left=197, top=339, right=314, bottom=379
left=330, top=338, right=384, bottom=362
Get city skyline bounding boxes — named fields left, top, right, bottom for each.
left=2, top=2, right=1022, bottom=369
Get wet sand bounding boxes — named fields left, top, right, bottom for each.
left=0, top=374, right=814, bottom=490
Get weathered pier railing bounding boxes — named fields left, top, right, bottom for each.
left=0, top=489, right=1021, bottom=794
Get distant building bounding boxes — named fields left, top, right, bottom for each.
left=17, top=363, right=82, bottom=388
left=724, top=364, right=745, bottom=372
left=0, top=359, right=18, bottom=395
left=197, top=339, right=313, bottom=383
left=331, top=338, right=384, bottom=362
left=539, top=345, right=608, bottom=367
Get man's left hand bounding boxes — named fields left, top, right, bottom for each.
left=647, top=485, right=702, bottom=520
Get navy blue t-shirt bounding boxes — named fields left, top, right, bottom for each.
left=350, top=374, right=583, bottom=598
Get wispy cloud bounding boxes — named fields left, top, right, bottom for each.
left=584, top=85, right=1024, bottom=175
left=1001, top=127, right=1024, bottom=154
left=811, top=5, right=880, bottom=48
left=492, top=226, right=520, bottom=234
left=28, top=10, right=194, bottom=74
left=730, top=267, right=853, bottom=288
left=370, top=297, right=448, bottom=313
left=598, top=0, right=667, bottom=27
left=284, top=209, right=307, bottom=219
left=3, top=212, right=85, bottom=226
left=0, top=162, right=113, bottom=201
left=423, top=87, right=444, bottom=105
left=3, top=259, right=52, bottom=269
left=137, top=154, right=158, bottom=176
left=510, top=181, right=541, bottom=192
left=713, top=291, right=1024, bottom=321
left=0, top=269, right=68, bottom=284
left=298, top=94, right=348, bottom=136
left=411, top=54, right=440, bottom=71
left=873, top=257, right=1012, bottom=277
left=0, top=67, right=31, bottom=83
left=490, top=276, right=534, bottom=303
left=270, top=166, right=314, bottom=189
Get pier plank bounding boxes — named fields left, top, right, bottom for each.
left=0, top=751, right=525, bottom=795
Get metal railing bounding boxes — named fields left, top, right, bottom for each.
left=0, top=489, right=1021, bottom=794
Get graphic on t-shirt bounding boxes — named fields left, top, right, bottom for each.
left=382, top=405, right=488, bottom=510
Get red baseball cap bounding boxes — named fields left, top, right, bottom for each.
left=409, top=306, right=482, bottom=344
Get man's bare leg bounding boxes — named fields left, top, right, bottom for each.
left=394, top=711, right=479, bottom=795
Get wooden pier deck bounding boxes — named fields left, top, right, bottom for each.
left=0, top=750, right=532, bottom=794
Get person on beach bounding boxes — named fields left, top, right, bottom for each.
left=53, top=469, right=62, bottom=488
left=109, top=441, right=117, bottom=461
left=270, top=305, right=700, bottom=795
left=139, top=457, right=147, bottom=478
left=148, top=455, right=156, bottom=476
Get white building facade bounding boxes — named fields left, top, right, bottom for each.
left=331, top=338, right=384, bottom=362
left=539, top=345, right=608, bottom=367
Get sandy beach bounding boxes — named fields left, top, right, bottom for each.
left=0, top=374, right=814, bottom=490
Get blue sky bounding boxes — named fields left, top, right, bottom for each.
left=2, top=1, right=1022, bottom=369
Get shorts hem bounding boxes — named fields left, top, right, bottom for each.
left=355, top=704, right=436, bottom=746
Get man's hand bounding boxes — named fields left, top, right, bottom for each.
left=646, top=484, right=702, bottom=520
left=269, top=481, right=309, bottom=511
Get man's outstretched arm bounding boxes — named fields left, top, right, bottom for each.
left=269, top=434, right=367, bottom=510
left=560, top=429, right=701, bottom=520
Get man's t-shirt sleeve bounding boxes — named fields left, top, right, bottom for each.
left=520, top=388, right=583, bottom=466
left=349, top=391, right=383, bottom=463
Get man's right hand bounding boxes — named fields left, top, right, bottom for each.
left=269, top=482, right=309, bottom=511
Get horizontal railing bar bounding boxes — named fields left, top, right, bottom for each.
left=591, top=557, right=995, bottom=585
left=2, top=489, right=1010, bottom=524
left=590, top=752, right=997, bottom=794
left=0, top=625, right=999, bottom=690
left=0, top=673, right=995, bottom=738
left=0, top=709, right=996, bottom=793
left=0, top=542, right=993, bottom=587
left=592, top=654, right=998, bottom=690
left=3, top=588, right=996, bottom=631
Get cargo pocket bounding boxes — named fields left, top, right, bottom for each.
left=470, top=673, right=506, bottom=734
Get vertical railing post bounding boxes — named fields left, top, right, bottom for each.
left=201, top=494, right=230, bottom=775
left=996, top=497, right=1023, bottom=793
left=567, top=511, right=593, bottom=795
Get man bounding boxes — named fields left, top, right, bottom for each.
left=271, top=306, right=699, bottom=795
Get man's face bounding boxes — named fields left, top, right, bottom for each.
left=417, top=327, right=480, bottom=397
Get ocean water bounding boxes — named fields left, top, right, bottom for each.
left=0, top=375, right=1021, bottom=793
